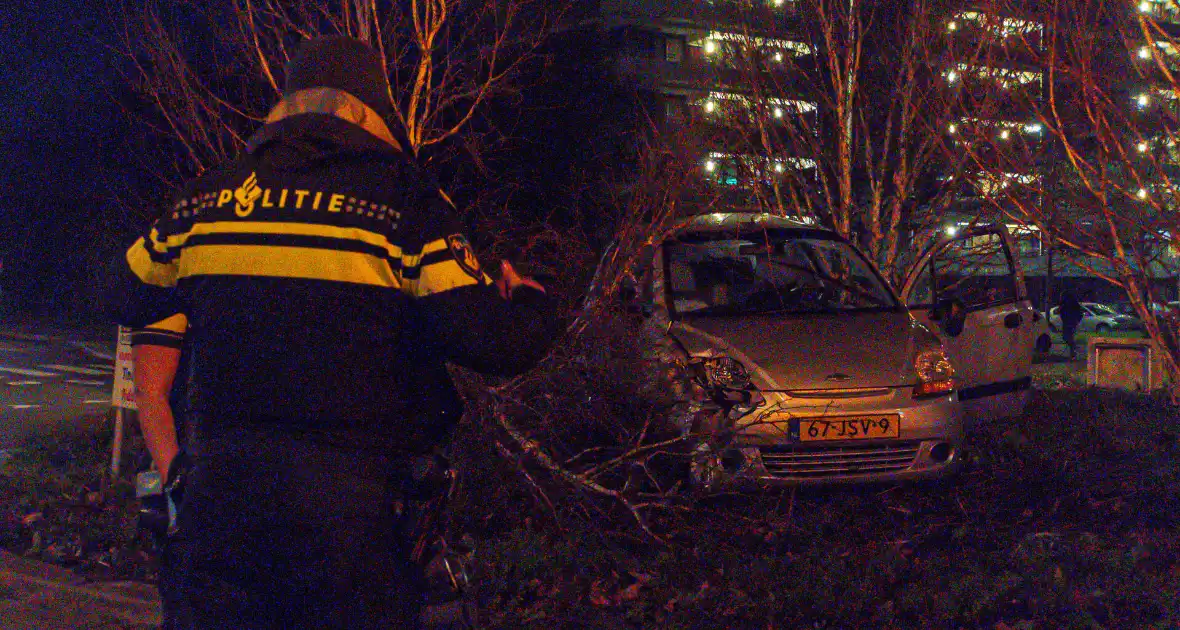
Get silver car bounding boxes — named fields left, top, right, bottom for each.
left=607, top=213, right=1038, bottom=487
left=1047, top=302, right=1139, bottom=334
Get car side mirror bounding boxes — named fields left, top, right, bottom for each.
left=932, top=297, right=967, bottom=337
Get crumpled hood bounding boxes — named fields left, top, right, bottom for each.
left=670, top=311, right=928, bottom=391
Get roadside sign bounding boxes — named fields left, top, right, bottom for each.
left=112, top=326, right=137, bottom=410
left=111, top=326, right=136, bottom=479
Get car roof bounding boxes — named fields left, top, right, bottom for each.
left=677, top=212, right=825, bottom=235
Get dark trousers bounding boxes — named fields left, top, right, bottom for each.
left=1063, top=322, right=1079, bottom=357
left=160, top=425, right=423, bottom=629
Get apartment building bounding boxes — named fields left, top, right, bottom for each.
left=593, top=0, right=820, bottom=215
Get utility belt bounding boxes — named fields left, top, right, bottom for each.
left=136, top=449, right=476, bottom=624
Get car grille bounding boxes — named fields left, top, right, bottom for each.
left=758, top=442, right=922, bottom=478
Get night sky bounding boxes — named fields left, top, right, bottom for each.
left=1, top=1, right=150, bottom=314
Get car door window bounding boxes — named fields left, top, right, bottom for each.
left=928, top=233, right=1019, bottom=312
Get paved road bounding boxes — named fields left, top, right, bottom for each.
left=0, top=332, right=117, bottom=448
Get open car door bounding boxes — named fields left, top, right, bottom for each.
left=901, top=225, right=1036, bottom=427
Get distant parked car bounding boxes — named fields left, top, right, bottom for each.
left=1047, top=302, right=1140, bottom=334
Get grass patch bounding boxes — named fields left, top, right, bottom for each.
left=470, top=389, right=1180, bottom=628
left=0, top=414, right=154, bottom=582
left=3, top=392, right=1177, bottom=628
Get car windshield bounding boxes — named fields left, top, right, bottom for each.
left=1088, top=304, right=1118, bottom=316
left=665, top=230, right=899, bottom=316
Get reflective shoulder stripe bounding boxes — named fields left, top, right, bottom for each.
left=166, top=221, right=402, bottom=261
left=401, top=238, right=482, bottom=297
left=127, top=238, right=179, bottom=288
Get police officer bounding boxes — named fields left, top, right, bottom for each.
left=107, top=36, right=558, bottom=628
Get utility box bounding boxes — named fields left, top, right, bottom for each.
left=1086, top=337, right=1165, bottom=391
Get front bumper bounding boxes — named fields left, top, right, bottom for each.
left=707, top=388, right=963, bottom=486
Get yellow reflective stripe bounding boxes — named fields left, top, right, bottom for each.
left=179, top=244, right=400, bottom=288
left=147, top=228, right=170, bottom=254
left=400, top=238, right=450, bottom=269
left=154, top=221, right=403, bottom=260
left=126, top=238, right=179, bottom=288
left=147, top=313, right=188, bottom=334
left=412, top=260, right=481, bottom=297
left=265, top=88, right=402, bottom=152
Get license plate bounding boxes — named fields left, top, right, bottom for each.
left=794, top=415, right=900, bottom=442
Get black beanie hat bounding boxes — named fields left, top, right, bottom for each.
left=284, top=36, right=392, bottom=117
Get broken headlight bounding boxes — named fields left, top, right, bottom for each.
left=696, top=357, right=752, bottom=390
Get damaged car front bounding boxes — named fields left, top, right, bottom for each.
left=645, top=215, right=964, bottom=488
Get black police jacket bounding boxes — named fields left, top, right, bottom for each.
left=109, top=88, right=558, bottom=449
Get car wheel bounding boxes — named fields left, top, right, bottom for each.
left=1035, top=333, right=1052, bottom=354
left=1095, top=324, right=1111, bottom=334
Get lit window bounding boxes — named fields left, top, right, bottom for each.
left=951, top=10, right=1044, bottom=38
left=971, top=171, right=1041, bottom=196
left=709, top=32, right=813, bottom=57
left=946, top=63, right=1042, bottom=88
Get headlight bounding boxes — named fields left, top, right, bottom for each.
left=913, top=346, right=955, bottom=398
left=698, top=357, right=752, bottom=390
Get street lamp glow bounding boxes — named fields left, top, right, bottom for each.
left=1000, top=130, right=1011, bottom=140
left=775, top=51, right=784, bottom=62
left=1138, top=141, right=1149, bottom=152
left=773, top=0, right=785, bottom=6
left=705, top=160, right=716, bottom=172
left=948, top=21, right=958, bottom=32
left=947, top=226, right=958, bottom=237
left=704, top=40, right=717, bottom=54
left=1137, top=93, right=1151, bottom=108
left=1139, top=1, right=1152, bottom=13
left=774, top=107, right=784, bottom=118
left=1137, top=187, right=1148, bottom=199
left=774, top=163, right=785, bottom=173
left=947, top=70, right=959, bottom=83
left=948, top=123, right=958, bottom=134
left=705, top=100, right=716, bottom=113
left=1140, top=46, right=1152, bottom=60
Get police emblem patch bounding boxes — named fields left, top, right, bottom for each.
left=447, top=234, right=482, bottom=279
